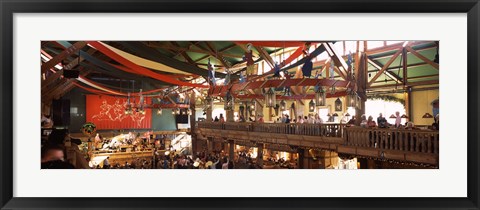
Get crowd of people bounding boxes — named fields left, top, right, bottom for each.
left=211, top=110, right=439, bottom=131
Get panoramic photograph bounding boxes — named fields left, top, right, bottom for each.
left=40, top=40, right=439, bottom=169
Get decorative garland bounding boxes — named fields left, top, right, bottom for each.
left=367, top=95, right=405, bottom=105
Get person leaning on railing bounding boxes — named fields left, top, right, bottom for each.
left=367, top=116, right=377, bottom=128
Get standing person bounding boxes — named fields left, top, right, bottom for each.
left=298, top=116, right=304, bottom=124
left=219, top=114, right=225, bottom=123
left=314, top=114, right=323, bottom=124
left=214, top=116, right=219, bottom=122
left=367, top=116, right=377, bottom=127
left=347, top=116, right=356, bottom=126
left=377, top=113, right=387, bottom=128
left=285, top=115, right=291, bottom=123
left=394, top=111, right=402, bottom=128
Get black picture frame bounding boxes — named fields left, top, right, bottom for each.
left=1, top=0, right=479, bottom=209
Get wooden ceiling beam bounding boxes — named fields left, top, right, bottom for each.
left=171, top=41, right=198, bottom=66
left=41, top=48, right=97, bottom=89
left=322, top=42, right=348, bottom=80
left=405, top=46, right=439, bottom=70
left=41, top=41, right=87, bottom=75
left=367, top=47, right=403, bottom=87
left=204, top=41, right=231, bottom=68
left=367, top=57, right=402, bottom=83
left=254, top=46, right=275, bottom=69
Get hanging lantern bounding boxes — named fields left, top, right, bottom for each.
left=346, top=89, right=358, bottom=108
left=187, top=108, right=192, bottom=116
left=224, top=91, right=234, bottom=111
left=171, top=109, right=176, bottom=115
left=249, top=100, right=256, bottom=110
left=157, top=108, right=162, bottom=115
left=308, top=99, right=315, bottom=112
left=389, top=114, right=396, bottom=119
left=280, top=100, right=287, bottom=111
left=314, top=87, right=326, bottom=106
left=265, top=88, right=276, bottom=108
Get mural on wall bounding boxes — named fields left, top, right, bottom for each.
left=86, top=95, right=152, bottom=129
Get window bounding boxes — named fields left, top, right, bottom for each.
left=365, top=99, right=406, bottom=124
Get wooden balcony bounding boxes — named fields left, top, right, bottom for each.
left=197, top=122, right=439, bottom=166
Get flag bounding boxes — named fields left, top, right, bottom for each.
left=329, top=60, right=335, bottom=79
left=207, top=59, right=215, bottom=85
left=302, top=57, right=313, bottom=77
left=273, top=62, right=281, bottom=77
left=347, top=51, right=353, bottom=66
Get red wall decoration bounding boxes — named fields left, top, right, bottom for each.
left=86, top=95, right=152, bottom=130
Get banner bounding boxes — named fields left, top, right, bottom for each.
left=86, top=95, right=152, bottom=130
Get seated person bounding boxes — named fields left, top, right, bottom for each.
left=367, top=116, right=377, bottom=128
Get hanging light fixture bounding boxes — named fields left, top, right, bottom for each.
left=171, top=109, right=175, bottom=115
left=422, top=113, right=434, bottom=118
left=314, top=86, right=326, bottom=106
left=308, top=99, right=315, bottom=112
left=157, top=108, right=162, bottom=115
left=187, top=108, right=192, bottom=116
left=265, top=88, right=276, bottom=108
left=280, top=100, right=287, bottom=111
left=346, top=89, right=358, bottom=108
left=389, top=114, right=396, bottom=119
left=224, top=91, right=234, bottom=111
left=401, top=114, right=408, bottom=119
left=249, top=99, right=256, bottom=110
left=125, top=92, right=133, bottom=115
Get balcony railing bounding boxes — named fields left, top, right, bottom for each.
left=198, top=122, right=439, bottom=154
left=198, top=122, right=345, bottom=137
left=344, top=127, right=439, bottom=154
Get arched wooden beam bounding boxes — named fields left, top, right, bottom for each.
left=209, top=78, right=349, bottom=96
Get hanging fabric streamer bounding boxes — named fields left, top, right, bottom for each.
left=347, top=51, right=353, bottom=66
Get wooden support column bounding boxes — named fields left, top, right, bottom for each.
left=297, top=148, right=305, bottom=169
left=229, top=140, right=235, bottom=161
left=406, top=86, right=413, bottom=123
left=189, top=92, right=197, bottom=158
left=355, top=47, right=367, bottom=123
left=256, top=143, right=264, bottom=168
left=206, top=99, right=213, bottom=122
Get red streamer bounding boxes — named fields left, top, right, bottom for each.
left=87, top=41, right=208, bottom=88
